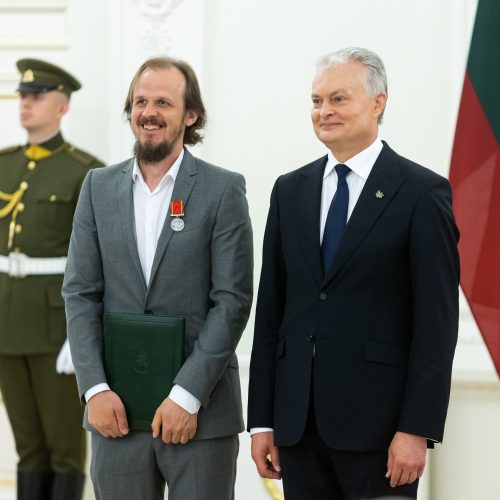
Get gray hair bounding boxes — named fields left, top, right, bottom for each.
left=316, top=47, right=387, bottom=123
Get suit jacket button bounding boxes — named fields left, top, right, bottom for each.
left=319, top=293, right=327, bottom=300
left=306, top=335, right=314, bottom=343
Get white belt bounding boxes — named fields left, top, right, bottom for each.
left=0, top=253, right=67, bottom=278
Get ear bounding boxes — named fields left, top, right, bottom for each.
left=56, top=94, right=70, bottom=119
left=373, top=92, right=387, bottom=120
left=184, top=110, right=198, bottom=127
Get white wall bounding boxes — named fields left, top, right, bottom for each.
left=200, top=0, right=482, bottom=356
left=1, top=0, right=499, bottom=499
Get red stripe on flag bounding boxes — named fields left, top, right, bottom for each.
left=450, top=73, right=500, bottom=375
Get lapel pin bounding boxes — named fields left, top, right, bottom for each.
left=170, top=199, right=185, bottom=232
left=375, top=190, right=384, bottom=199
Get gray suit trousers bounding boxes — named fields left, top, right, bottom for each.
left=90, top=432, right=238, bottom=500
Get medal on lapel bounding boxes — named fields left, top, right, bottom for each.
left=170, top=199, right=185, bottom=232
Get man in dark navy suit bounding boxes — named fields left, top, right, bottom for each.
left=248, top=47, right=459, bottom=499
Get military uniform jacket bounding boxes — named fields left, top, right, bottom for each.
left=0, top=133, right=103, bottom=355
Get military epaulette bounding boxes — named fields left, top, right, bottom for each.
left=0, top=145, right=21, bottom=156
left=64, top=143, right=98, bottom=166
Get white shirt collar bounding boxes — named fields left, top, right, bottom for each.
left=324, top=137, right=383, bottom=180
left=132, top=148, right=184, bottom=189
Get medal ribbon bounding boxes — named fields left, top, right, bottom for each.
left=170, top=200, right=184, bottom=217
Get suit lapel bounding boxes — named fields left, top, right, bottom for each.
left=117, top=159, right=147, bottom=291
left=296, top=156, right=327, bottom=287
left=322, top=144, right=406, bottom=287
left=147, top=149, right=197, bottom=289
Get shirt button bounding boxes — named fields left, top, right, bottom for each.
left=319, top=293, right=327, bottom=301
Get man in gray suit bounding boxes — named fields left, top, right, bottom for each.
left=62, top=56, right=253, bottom=500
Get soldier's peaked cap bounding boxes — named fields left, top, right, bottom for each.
left=16, top=58, right=81, bottom=96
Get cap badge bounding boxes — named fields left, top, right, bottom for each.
left=22, top=69, right=35, bottom=83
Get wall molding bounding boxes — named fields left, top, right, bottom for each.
left=133, top=0, right=183, bottom=18
left=131, top=0, right=184, bottom=54
left=0, top=0, right=68, bottom=48
left=0, top=0, right=66, bottom=12
left=452, top=378, right=500, bottom=396
left=0, top=71, right=18, bottom=98
left=0, top=71, right=17, bottom=82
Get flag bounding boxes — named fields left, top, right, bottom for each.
left=449, top=0, right=500, bottom=376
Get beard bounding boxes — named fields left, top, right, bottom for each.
left=133, top=117, right=184, bottom=164
left=133, top=138, right=173, bottom=164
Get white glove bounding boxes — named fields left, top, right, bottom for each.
left=56, top=339, right=75, bottom=375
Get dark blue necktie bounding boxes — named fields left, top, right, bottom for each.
left=322, top=163, right=351, bottom=274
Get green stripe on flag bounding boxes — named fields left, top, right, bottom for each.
left=467, top=0, right=500, bottom=143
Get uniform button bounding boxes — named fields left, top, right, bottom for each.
left=20, top=181, right=29, bottom=191
left=15, top=224, right=22, bottom=234
left=49, top=194, right=57, bottom=202
left=27, top=160, right=36, bottom=170
left=17, top=203, right=25, bottom=212
left=306, top=335, right=314, bottom=343
left=319, top=293, right=327, bottom=301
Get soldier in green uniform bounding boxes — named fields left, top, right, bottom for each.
left=0, top=59, right=104, bottom=500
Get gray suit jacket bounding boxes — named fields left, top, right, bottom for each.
left=62, top=149, right=253, bottom=439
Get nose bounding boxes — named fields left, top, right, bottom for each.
left=142, top=102, right=158, bottom=117
left=319, top=102, right=334, bottom=118
left=20, top=94, right=33, bottom=106
left=20, top=97, right=32, bottom=112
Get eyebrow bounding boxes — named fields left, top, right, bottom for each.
left=311, top=89, right=346, bottom=98
left=133, top=95, right=169, bottom=101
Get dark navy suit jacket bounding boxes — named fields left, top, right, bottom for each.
left=248, top=142, right=459, bottom=451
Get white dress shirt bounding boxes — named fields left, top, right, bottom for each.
left=250, top=138, right=383, bottom=436
left=320, top=138, right=383, bottom=243
left=85, top=149, right=201, bottom=415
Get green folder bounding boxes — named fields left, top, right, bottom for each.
left=104, top=312, right=185, bottom=431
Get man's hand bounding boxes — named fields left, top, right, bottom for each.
left=251, top=431, right=281, bottom=480
left=151, top=397, right=197, bottom=444
left=87, top=390, right=129, bottom=438
left=386, top=431, right=427, bottom=487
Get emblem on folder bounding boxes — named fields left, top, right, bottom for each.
left=133, top=351, right=151, bottom=375
left=170, top=199, right=185, bottom=231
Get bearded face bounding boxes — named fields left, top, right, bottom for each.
left=130, top=67, right=197, bottom=164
